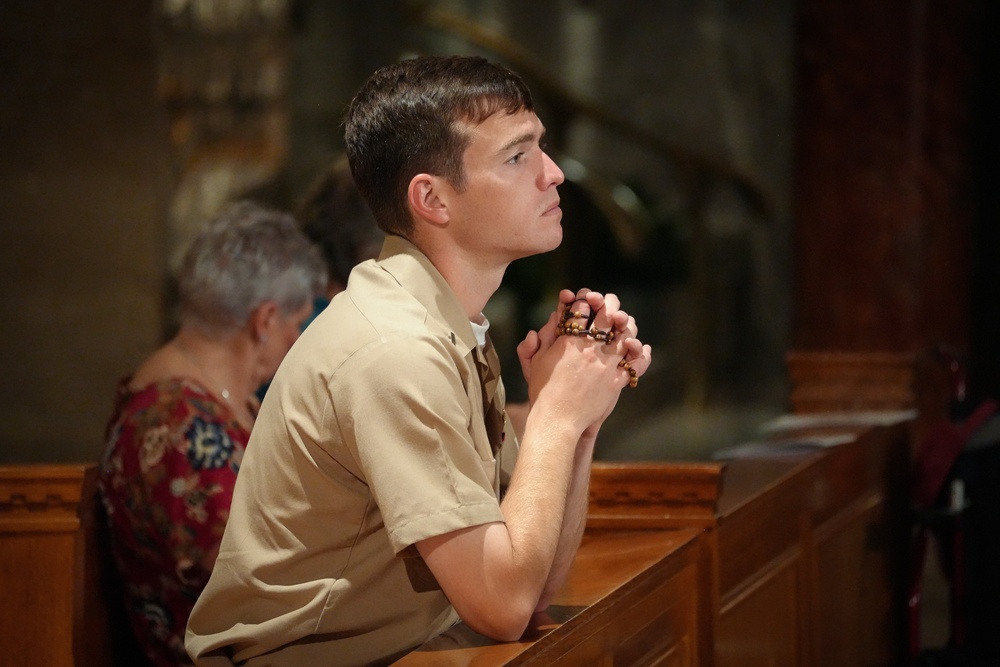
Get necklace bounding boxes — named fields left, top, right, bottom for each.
left=172, top=338, right=258, bottom=428
left=174, top=340, right=234, bottom=406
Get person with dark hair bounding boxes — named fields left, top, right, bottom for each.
left=99, top=201, right=326, bottom=666
left=254, top=158, right=383, bottom=402
left=186, top=55, right=651, bottom=666
left=296, top=153, right=384, bottom=300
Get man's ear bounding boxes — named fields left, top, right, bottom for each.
left=407, top=173, right=451, bottom=228
left=250, top=300, right=279, bottom=343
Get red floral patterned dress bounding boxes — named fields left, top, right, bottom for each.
left=98, top=377, right=249, bottom=666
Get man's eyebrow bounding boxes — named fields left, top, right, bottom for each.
left=497, top=128, right=545, bottom=155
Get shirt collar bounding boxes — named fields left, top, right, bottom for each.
left=376, top=235, right=480, bottom=355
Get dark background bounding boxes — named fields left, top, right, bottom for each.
left=1, top=0, right=996, bottom=463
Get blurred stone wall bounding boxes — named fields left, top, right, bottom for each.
left=0, top=0, right=172, bottom=463
left=0, top=0, right=794, bottom=463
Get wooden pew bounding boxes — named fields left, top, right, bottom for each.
left=711, top=421, right=909, bottom=667
left=397, top=418, right=910, bottom=666
left=396, top=528, right=704, bottom=666
left=591, top=419, right=909, bottom=667
left=395, top=461, right=725, bottom=667
left=0, top=417, right=909, bottom=666
left=0, top=464, right=142, bottom=667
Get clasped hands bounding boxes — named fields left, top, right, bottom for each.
left=516, top=288, right=652, bottom=433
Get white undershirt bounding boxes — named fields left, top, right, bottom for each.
left=470, top=317, right=489, bottom=348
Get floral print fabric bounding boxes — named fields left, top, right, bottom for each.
left=98, top=377, right=248, bottom=666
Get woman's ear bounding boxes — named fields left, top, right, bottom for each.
left=407, top=173, right=451, bottom=228
left=249, top=300, right=279, bottom=344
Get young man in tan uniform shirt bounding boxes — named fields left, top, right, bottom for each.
left=186, top=55, right=652, bottom=666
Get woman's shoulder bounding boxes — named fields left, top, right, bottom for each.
left=126, top=343, right=186, bottom=391
left=104, top=377, right=248, bottom=474
left=110, top=376, right=226, bottom=427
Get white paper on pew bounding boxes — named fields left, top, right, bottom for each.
left=759, top=409, right=917, bottom=434
left=712, top=434, right=856, bottom=461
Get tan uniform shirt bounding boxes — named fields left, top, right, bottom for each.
left=186, top=236, right=518, bottom=666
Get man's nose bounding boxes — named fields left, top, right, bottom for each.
left=542, top=151, right=565, bottom=187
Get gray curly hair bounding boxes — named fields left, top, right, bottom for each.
left=177, top=200, right=327, bottom=334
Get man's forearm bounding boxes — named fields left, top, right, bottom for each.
left=535, top=433, right=596, bottom=610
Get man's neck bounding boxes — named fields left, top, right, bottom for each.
left=412, top=235, right=508, bottom=321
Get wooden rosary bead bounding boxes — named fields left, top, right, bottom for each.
left=618, top=358, right=638, bottom=387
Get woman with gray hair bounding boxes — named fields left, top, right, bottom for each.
left=98, top=200, right=326, bottom=667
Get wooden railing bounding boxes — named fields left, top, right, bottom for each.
left=0, top=464, right=141, bottom=667
left=395, top=419, right=911, bottom=666
left=0, top=418, right=910, bottom=666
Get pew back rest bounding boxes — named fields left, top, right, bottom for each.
left=0, top=463, right=144, bottom=666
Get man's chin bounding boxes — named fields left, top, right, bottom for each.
left=524, top=237, right=562, bottom=259
left=507, top=227, right=563, bottom=262
left=539, top=226, right=564, bottom=253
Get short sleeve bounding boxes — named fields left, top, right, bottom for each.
left=333, top=334, right=505, bottom=553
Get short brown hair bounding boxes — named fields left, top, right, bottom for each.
left=344, top=55, right=534, bottom=238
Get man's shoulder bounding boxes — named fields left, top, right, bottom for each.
left=346, top=239, right=473, bottom=339
left=287, top=255, right=474, bottom=387
left=338, top=329, right=466, bottom=381
left=295, top=304, right=466, bottom=379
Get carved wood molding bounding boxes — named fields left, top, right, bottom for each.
left=587, top=461, right=725, bottom=529
left=0, top=464, right=93, bottom=532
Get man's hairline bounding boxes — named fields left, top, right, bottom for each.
left=447, top=106, right=540, bottom=191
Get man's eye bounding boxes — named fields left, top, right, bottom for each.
left=507, top=152, right=524, bottom=165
